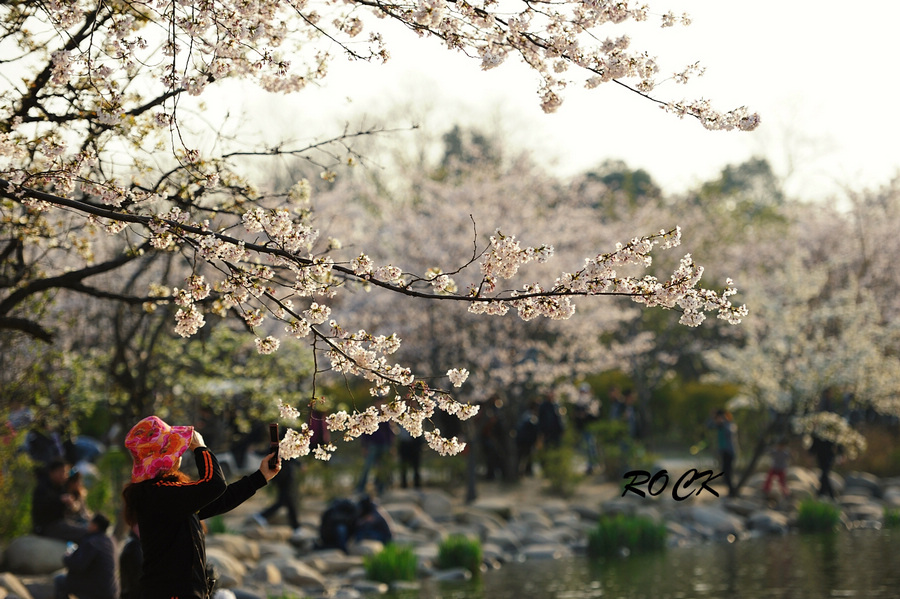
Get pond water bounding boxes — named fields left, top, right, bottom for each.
left=387, top=529, right=900, bottom=599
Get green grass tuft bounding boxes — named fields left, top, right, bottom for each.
left=363, top=543, right=418, bottom=583
left=796, top=499, right=842, bottom=533
left=587, top=514, right=667, bottom=557
left=437, top=534, right=482, bottom=574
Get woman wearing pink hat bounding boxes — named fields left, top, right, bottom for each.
left=122, top=415, right=280, bottom=599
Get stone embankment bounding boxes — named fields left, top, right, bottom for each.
left=2, top=467, right=898, bottom=599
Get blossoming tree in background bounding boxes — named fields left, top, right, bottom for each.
left=704, top=196, right=900, bottom=491
left=0, top=0, right=754, bottom=460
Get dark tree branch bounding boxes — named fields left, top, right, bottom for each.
left=0, top=316, right=54, bottom=342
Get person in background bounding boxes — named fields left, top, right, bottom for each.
left=355, top=421, right=394, bottom=495
left=810, top=433, right=840, bottom=499
left=537, top=391, right=564, bottom=449
left=397, top=426, right=425, bottom=489
left=119, top=526, right=143, bottom=599
left=32, top=458, right=90, bottom=542
left=353, top=495, right=394, bottom=545
left=477, top=395, right=507, bottom=481
left=64, top=470, right=92, bottom=525
left=252, top=432, right=301, bottom=533
left=122, top=415, right=280, bottom=599
left=762, top=438, right=791, bottom=498
left=515, top=401, right=539, bottom=477
left=708, top=409, right=739, bottom=497
left=572, top=383, right=601, bottom=475
left=54, top=512, right=118, bottom=599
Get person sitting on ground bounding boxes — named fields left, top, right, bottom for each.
left=54, top=513, right=118, bottom=599
left=32, top=458, right=90, bottom=542
left=64, top=470, right=92, bottom=525
left=317, top=497, right=359, bottom=553
left=354, top=495, right=394, bottom=545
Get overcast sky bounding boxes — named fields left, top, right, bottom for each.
left=243, top=1, right=900, bottom=202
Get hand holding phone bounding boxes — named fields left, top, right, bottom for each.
left=268, top=423, right=279, bottom=470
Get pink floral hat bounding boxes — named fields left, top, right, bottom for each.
left=125, top=416, right=193, bottom=482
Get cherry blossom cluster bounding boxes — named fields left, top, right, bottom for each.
left=479, top=229, right=554, bottom=281
left=319, top=384, right=477, bottom=456
left=1, top=0, right=759, bottom=463
left=243, top=207, right=319, bottom=253
left=664, top=100, right=761, bottom=132
left=792, top=411, right=867, bottom=460
left=324, top=326, right=415, bottom=396
left=465, top=227, right=746, bottom=326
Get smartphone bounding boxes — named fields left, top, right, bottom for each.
left=268, top=423, right=279, bottom=469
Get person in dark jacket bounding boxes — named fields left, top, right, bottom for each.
left=119, top=526, right=143, bottom=599
left=811, top=435, right=840, bottom=499
left=32, top=458, right=90, bottom=542
left=537, top=392, right=564, bottom=449
left=353, top=495, right=394, bottom=544
left=54, top=513, right=118, bottom=599
left=122, top=415, right=280, bottom=599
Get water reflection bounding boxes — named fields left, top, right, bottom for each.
left=385, top=530, right=900, bottom=599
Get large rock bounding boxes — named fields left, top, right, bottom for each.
left=568, top=502, right=601, bottom=521
left=299, top=550, right=363, bottom=575
left=5, top=536, right=66, bottom=575
left=206, top=547, right=247, bottom=587
left=844, top=501, right=885, bottom=523
left=383, top=502, right=425, bottom=525
left=244, top=526, right=292, bottom=543
left=747, top=510, right=789, bottom=535
left=455, top=508, right=507, bottom=536
left=519, top=543, right=573, bottom=560
left=514, top=507, right=553, bottom=530
left=246, top=562, right=282, bottom=586
left=207, top=534, right=261, bottom=562
left=260, top=557, right=326, bottom=590
left=843, top=471, right=882, bottom=498
left=688, top=506, right=746, bottom=536
left=421, top=490, right=455, bottom=521
left=484, top=529, right=521, bottom=554
left=347, top=539, right=383, bottom=557
left=469, top=496, right=516, bottom=520
left=0, top=573, right=34, bottom=599
left=883, top=486, right=900, bottom=507
left=255, top=541, right=296, bottom=560
left=600, top=498, right=639, bottom=517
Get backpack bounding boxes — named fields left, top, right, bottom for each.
left=318, top=498, right=359, bottom=551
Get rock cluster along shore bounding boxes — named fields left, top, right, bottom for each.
left=2, top=467, right=899, bottom=599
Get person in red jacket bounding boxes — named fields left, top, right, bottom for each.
left=122, top=415, right=280, bottom=599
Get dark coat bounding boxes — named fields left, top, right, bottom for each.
left=131, top=448, right=267, bottom=599
left=31, top=473, right=67, bottom=533
left=63, top=531, right=119, bottom=599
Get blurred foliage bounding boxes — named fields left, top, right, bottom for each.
left=537, top=443, right=580, bottom=498
left=437, top=534, right=483, bottom=574
left=587, top=514, right=667, bottom=557
left=797, top=499, right=842, bottom=533
left=838, top=424, right=900, bottom=477
left=364, top=543, right=418, bottom=583
left=0, top=427, right=35, bottom=540
left=588, top=420, right=658, bottom=481
left=86, top=448, right=131, bottom=518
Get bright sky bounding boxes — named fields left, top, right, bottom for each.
left=247, top=1, right=900, bottom=202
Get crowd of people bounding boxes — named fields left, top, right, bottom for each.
left=3, top=384, right=867, bottom=599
